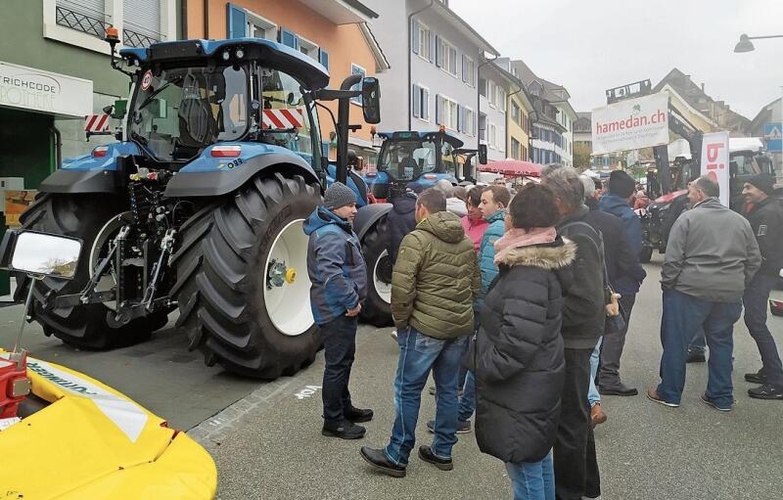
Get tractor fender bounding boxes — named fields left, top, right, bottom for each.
left=38, top=142, right=141, bottom=194
left=354, top=203, right=392, bottom=240
left=164, top=151, right=320, bottom=198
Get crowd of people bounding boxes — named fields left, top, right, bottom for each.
left=303, top=166, right=782, bottom=500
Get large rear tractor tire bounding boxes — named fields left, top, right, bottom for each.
left=15, top=194, right=168, bottom=349
left=359, top=217, right=393, bottom=327
left=171, top=173, right=322, bottom=379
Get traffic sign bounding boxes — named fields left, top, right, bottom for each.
left=765, top=122, right=782, bottom=152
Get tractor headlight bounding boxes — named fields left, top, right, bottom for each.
left=222, top=50, right=231, bottom=61
left=235, top=48, right=245, bottom=59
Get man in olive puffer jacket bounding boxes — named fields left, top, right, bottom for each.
left=361, top=188, right=480, bottom=478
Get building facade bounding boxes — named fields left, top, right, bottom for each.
left=747, top=97, right=783, bottom=174
left=478, top=60, right=510, bottom=160
left=187, top=1, right=387, bottom=162
left=363, top=0, right=498, bottom=151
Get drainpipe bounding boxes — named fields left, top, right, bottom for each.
left=49, top=125, right=62, bottom=170
left=408, top=0, right=434, bottom=130
left=202, top=0, right=209, bottom=38
left=181, top=0, right=188, bottom=39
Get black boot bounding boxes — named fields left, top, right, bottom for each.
left=360, top=447, right=406, bottom=477
left=345, top=406, right=374, bottom=423
left=322, top=420, right=366, bottom=440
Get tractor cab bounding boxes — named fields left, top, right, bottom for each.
left=364, top=130, right=464, bottom=201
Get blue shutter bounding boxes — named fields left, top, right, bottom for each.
left=227, top=4, right=247, bottom=39
left=322, top=142, right=330, bottom=160
left=411, top=19, right=420, bottom=55
left=434, top=35, right=441, bottom=67
left=319, top=48, right=329, bottom=70
left=412, top=84, right=421, bottom=118
left=422, top=88, right=429, bottom=120
left=280, top=28, right=298, bottom=49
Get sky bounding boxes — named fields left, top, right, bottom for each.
left=449, top=0, right=783, bottom=120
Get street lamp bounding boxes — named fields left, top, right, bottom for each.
left=734, top=33, right=783, bottom=53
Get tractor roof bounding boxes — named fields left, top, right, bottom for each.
left=378, top=131, right=464, bottom=149
left=120, top=38, right=330, bottom=90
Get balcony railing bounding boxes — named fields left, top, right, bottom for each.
left=55, top=5, right=160, bottom=48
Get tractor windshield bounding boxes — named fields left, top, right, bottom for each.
left=128, top=64, right=250, bottom=161
left=377, top=138, right=438, bottom=181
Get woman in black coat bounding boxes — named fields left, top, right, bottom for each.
left=474, top=183, right=575, bottom=500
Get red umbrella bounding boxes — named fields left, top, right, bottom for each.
left=479, top=159, right=543, bottom=177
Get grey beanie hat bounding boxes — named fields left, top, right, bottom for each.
left=323, top=181, right=357, bottom=209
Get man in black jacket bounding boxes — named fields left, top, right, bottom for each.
left=542, top=165, right=608, bottom=500
left=741, top=174, right=783, bottom=400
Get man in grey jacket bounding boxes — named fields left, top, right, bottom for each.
left=647, top=176, right=761, bottom=411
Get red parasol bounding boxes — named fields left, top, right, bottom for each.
left=479, top=159, right=543, bottom=177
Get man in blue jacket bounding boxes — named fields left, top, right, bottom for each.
left=597, top=170, right=646, bottom=396
left=304, top=182, right=371, bottom=440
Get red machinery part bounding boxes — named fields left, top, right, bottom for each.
left=0, top=353, right=30, bottom=419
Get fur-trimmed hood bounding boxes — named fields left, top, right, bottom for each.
left=495, top=238, right=576, bottom=270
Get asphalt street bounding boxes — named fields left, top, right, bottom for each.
left=2, top=255, right=783, bottom=498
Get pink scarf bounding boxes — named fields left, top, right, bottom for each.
left=493, top=227, right=557, bottom=265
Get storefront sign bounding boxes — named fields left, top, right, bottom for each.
left=0, top=61, right=92, bottom=117
left=592, top=93, right=669, bottom=155
left=700, top=131, right=730, bottom=207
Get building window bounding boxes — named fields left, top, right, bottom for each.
left=488, top=82, right=497, bottom=108
left=511, top=101, right=520, bottom=125
left=436, top=38, right=458, bottom=76
left=277, top=28, right=327, bottom=68
left=522, top=145, right=528, bottom=161
left=462, top=55, right=475, bottom=87
left=412, top=84, right=430, bottom=121
left=436, top=95, right=459, bottom=131
left=411, top=19, right=431, bottom=60
left=458, top=106, right=475, bottom=136
left=479, top=77, right=487, bottom=98
left=48, top=0, right=174, bottom=51
left=297, top=35, right=318, bottom=59
left=511, top=138, right=520, bottom=159
left=488, top=122, right=498, bottom=149
left=497, top=88, right=506, bottom=112
left=479, top=113, right=487, bottom=142
left=350, top=64, right=366, bottom=105
left=246, top=11, right=276, bottom=40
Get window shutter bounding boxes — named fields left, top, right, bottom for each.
left=411, top=19, right=420, bottom=54
left=435, top=95, right=440, bottom=125
left=450, top=48, right=457, bottom=73
left=125, top=0, right=161, bottom=39
left=457, top=105, right=464, bottom=133
left=422, top=89, right=429, bottom=120
left=434, top=36, right=442, bottom=67
left=412, top=84, right=421, bottom=118
left=318, top=48, right=329, bottom=70
left=321, top=142, right=330, bottom=160
left=429, top=31, right=435, bottom=62
left=280, top=28, right=298, bottom=49
left=227, top=3, right=247, bottom=39
left=462, top=55, right=468, bottom=82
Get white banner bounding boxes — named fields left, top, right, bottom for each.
left=592, top=93, right=669, bottom=155
left=700, top=131, right=730, bottom=207
left=0, top=61, right=93, bottom=118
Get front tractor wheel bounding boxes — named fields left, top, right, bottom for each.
left=360, top=217, right=393, bottom=327
left=171, top=173, right=322, bottom=379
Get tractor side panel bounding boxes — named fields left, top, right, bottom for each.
left=37, top=142, right=141, bottom=194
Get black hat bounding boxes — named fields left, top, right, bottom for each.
left=608, top=170, right=635, bottom=198
left=323, top=182, right=357, bottom=209
left=746, top=173, right=776, bottom=195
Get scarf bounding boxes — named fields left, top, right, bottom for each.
left=493, top=226, right=557, bottom=265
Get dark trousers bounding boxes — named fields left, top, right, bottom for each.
left=321, top=315, right=357, bottom=424
left=554, top=347, right=596, bottom=500
left=599, top=294, right=637, bottom=388
left=744, top=273, right=783, bottom=388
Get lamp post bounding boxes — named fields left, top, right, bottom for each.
left=734, top=33, right=783, bottom=52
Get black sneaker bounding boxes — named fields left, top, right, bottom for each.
left=418, top=445, right=454, bottom=471
left=598, top=383, right=638, bottom=396
left=700, top=393, right=733, bottom=412
left=744, top=371, right=767, bottom=384
left=360, top=446, right=406, bottom=478
left=425, top=419, right=471, bottom=434
left=346, top=406, right=374, bottom=423
left=322, top=420, right=366, bottom=440
left=748, top=384, right=783, bottom=400
left=686, top=351, right=706, bottom=363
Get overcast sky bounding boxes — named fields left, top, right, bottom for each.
left=449, top=0, right=783, bottom=120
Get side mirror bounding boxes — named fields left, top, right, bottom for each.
left=0, top=230, right=82, bottom=279
left=361, top=77, right=381, bottom=124
left=478, top=144, right=488, bottom=165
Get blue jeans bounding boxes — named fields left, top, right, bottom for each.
left=657, top=290, right=742, bottom=407
left=505, top=451, right=555, bottom=500
left=458, top=370, right=476, bottom=422
left=688, top=329, right=707, bottom=354
left=384, top=326, right=467, bottom=466
left=743, top=273, right=783, bottom=388
left=588, top=337, right=602, bottom=407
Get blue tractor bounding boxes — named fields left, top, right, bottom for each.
left=13, top=33, right=382, bottom=379
left=355, top=130, right=486, bottom=326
